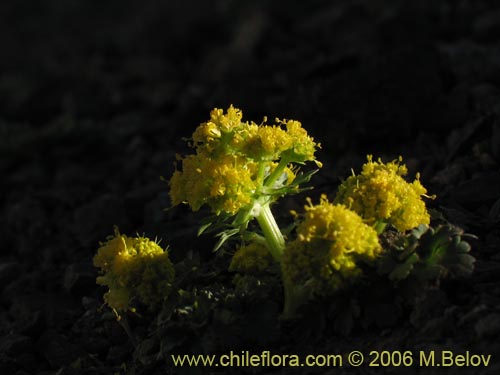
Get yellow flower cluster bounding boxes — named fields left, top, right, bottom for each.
left=93, top=228, right=175, bottom=313
left=169, top=105, right=320, bottom=215
left=335, top=156, right=432, bottom=232
left=282, top=196, right=382, bottom=294
left=170, top=154, right=258, bottom=214
left=229, top=242, right=275, bottom=274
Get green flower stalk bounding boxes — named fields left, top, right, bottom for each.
left=169, top=105, right=321, bottom=260
left=93, top=227, right=175, bottom=316
left=335, top=155, right=434, bottom=232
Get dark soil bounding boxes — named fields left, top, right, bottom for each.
left=1, top=1, right=500, bottom=374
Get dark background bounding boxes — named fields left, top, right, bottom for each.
left=1, top=0, right=499, bottom=374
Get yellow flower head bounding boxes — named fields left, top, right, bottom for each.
left=335, top=156, right=433, bottom=231
left=209, top=105, right=243, bottom=132
left=229, top=241, right=275, bottom=274
left=93, top=228, right=175, bottom=313
left=282, top=195, right=382, bottom=294
left=169, top=153, right=258, bottom=215
left=192, top=105, right=243, bottom=154
left=169, top=106, right=321, bottom=216
left=243, top=124, right=293, bottom=161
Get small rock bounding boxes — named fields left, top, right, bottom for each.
left=417, top=317, right=449, bottom=341
left=10, top=293, right=82, bottom=331
left=6, top=198, right=47, bottom=257
left=81, top=296, right=100, bottom=311
left=475, top=313, right=500, bottom=340
left=492, top=121, right=500, bottom=159
left=106, top=342, right=133, bottom=365
left=473, top=10, right=500, bottom=42
left=474, top=260, right=500, bottom=283
left=454, top=173, right=500, bottom=207
left=0, top=354, right=16, bottom=374
left=103, top=320, right=128, bottom=346
left=15, top=351, right=38, bottom=373
left=81, top=336, right=110, bottom=358
left=124, top=183, right=163, bottom=226
left=458, top=304, right=489, bottom=327
left=0, top=262, right=20, bottom=285
left=0, top=334, right=33, bottom=356
left=37, top=330, right=85, bottom=369
left=63, top=262, right=96, bottom=296
left=13, top=310, right=45, bottom=337
left=410, top=289, right=448, bottom=328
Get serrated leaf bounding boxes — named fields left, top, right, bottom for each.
left=415, top=263, right=446, bottom=281
left=411, top=224, right=429, bottom=239
left=449, top=254, right=476, bottom=277
left=389, top=259, right=416, bottom=281
left=377, top=254, right=398, bottom=276
left=455, top=241, right=471, bottom=253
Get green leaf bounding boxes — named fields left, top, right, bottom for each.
left=213, top=228, right=240, bottom=252
left=411, top=224, right=429, bottom=239
left=197, top=213, right=232, bottom=236
left=262, top=168, right=319, bottom=196
left=197, top=221, right=213, bottom=236
left=389, top=253, right=418, bottom=281
left=379, top=222, right=475, bottom=283
left=373, top=220, right=388, bottom=234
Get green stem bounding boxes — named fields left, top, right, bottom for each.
left=264, top=158, right=289, bottom=189
left=256, top=161, right=267, bottom=185
left=255, top=202, right=285, bottom=262
left=253, top=201, right=301, bottom=319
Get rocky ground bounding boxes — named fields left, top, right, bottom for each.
left=1, top=1, right=500, bottom=374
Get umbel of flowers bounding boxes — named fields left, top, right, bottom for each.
left=169, top=105, right=321, bottom=261
left=93, top=227, right=175, bottom=316
left=282, top=196, right=382, bottom=295
left=335, top=155, right=433, bottom=232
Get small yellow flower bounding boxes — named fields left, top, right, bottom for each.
left=229, top=242, right=275, bottom=274
left=210, top=105, right=242, bottom=132
left=192, top=121, right=221, bottom=147
left=335, top=156, right=433, bottom=231
left=93, top=228, right=175, bottom=313
left=282, top=195, right=382, bottom=294
left=282, top=119, right=320, bottom=164
left=242, top=125, right=293, bottom=161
